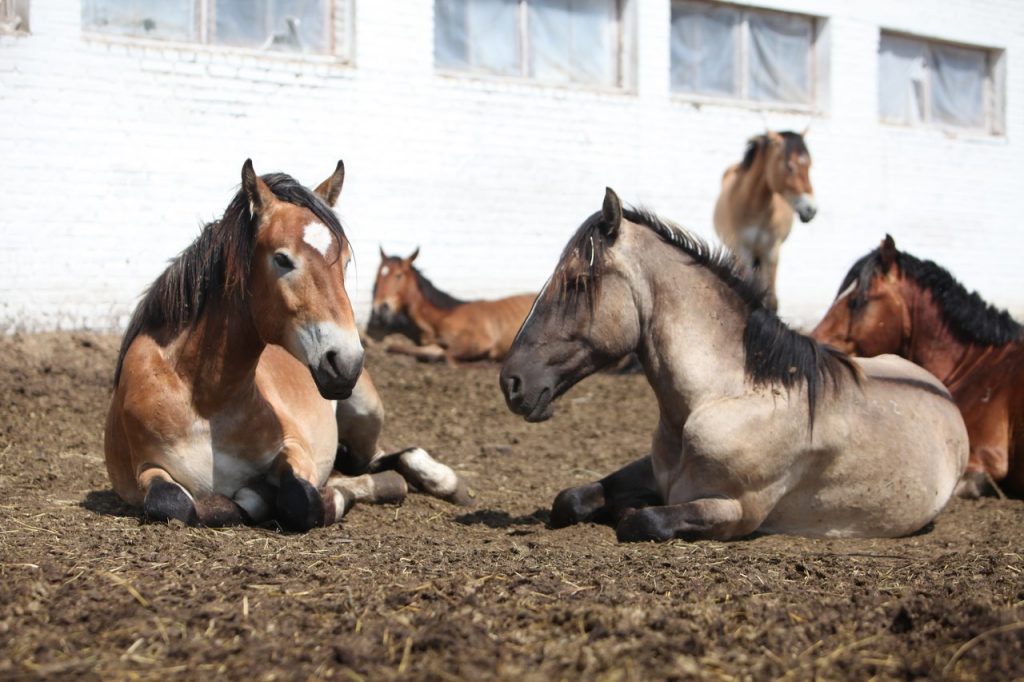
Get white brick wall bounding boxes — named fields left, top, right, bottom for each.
left=2, top=0, right=1023, bottom=332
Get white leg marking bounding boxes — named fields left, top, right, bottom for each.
left=401, top=448, right=459, bottom=497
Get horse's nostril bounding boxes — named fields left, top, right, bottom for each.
left=505, top=375, right=522, bottom=398
left=325, top=350, right=341, bottom=378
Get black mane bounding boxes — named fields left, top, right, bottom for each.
left=839, top=247, right=1022, bottom=347
left=412, top=266, right=465, bottom=310
left=556, top=206, right=857, bottom=431
left=739, top=130, right=809, bottom=172
left=113, top=172, right=345, bottom=386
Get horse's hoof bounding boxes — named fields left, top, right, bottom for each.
left=144, top=479, right=199, bottom=526
left=444, top=476, right=475, bottom=507
left=550, top=484, right=603, bottom=529
left=615, top=509, right=670, bottom=543
left=277, top=469, right=325, bottom=532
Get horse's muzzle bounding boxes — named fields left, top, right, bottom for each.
left=310, top=350, right=363, bottom=400
left=499, top=367, right=555, bottom=422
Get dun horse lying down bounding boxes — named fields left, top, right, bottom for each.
left=368, top=248, right=535, bottom=362
left=105, top=161, right=469, bottom=531
left=500, top=189, right=967, bottom=542
left=713, top=130, right=817, bottom=312
left=812, top=235, right=1024, bottom=498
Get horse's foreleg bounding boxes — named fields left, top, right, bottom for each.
left=272, top=449, right=338, bottom=531
left=386, top=342, right=448, bottom=363
left=323, top=470, right=409, bottom=517
left=370, top=448, right=473, bottom=505
left=139, top=466, right=248, bottom=527
left=614, top=498, right=745, bottom=543
left=551, top=455, right=661, bottom=529
left=335, top=370, right=386, bottom=475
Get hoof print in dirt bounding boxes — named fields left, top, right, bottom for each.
left=277, top=469, right=325, bottom=532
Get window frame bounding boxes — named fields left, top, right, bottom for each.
left=81, top=0, right=354, bottom=63
left=877, top=30, right=1005, bottom=136
left=669, top=0, right=825, bottom=113
left=434, top=0, right=636, bottom=93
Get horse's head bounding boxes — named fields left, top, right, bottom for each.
left=764, top=130, right=817, bottom=223
left=811, top=235, right=908, bottom=357
left=243, top=160, right=363, bottom=399
left=501, top=188, right=641, bottom=422
left=367, top=247, right=420, bottom=340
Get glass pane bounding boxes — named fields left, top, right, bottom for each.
left=212, top=0, right=331, bottom=54
left=878, top=34, right=928, bottom=124
left=748, top=11, right=812, bottom=103
left=82, top=0, right=195, bottom=42
left=528, top=0, right=619, bottom=86
left=670, top=3, right=738, bottom=96
left=929, top=43, right=986, bottom=128
left=435, top=0, right=520, bottom=76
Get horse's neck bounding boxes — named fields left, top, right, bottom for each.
left=407, top=275, right=454, bottom=338
left=733, top=158, right=778, bottom=223
left=902, top=280, right=997, bottom=385
left=636, top=253, right=748, bottom=431
left=173, top=298, right=265, bottom=414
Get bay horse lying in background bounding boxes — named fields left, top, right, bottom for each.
left=106, top=160, right=468, bottom=531
left=812, top=235, right=1024, bottom=498
left=368, top=247, right=535, bottom=363
left=713, top=130, right=817, bottom=311
left=501, top=189, right=966, bottom=542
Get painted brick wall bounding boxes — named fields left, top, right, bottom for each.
left=2, top=0, right=1022, bottom=332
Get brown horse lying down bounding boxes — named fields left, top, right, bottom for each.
left=713, top=130, right=817, bottom=312
left=367, top=248, right=535, bottom=362
left=105, top=161, right=468, bottom=531
left=501, top=189, right=966, bottom=542
left=812, top=235, right=1024, bottom=498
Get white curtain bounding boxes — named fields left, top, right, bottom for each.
left=878, top=34, right=927, bottom=124
left=213, top=0, right=329, bottom=53
left=930, top=43, right=986, bottom=128
left=528, top=0, right=618, bottom=86
left=748, top=11, right=812, bottom=104
left=82, top=0, right=196, bottom=41
left=670, top=3, right=738, bottom=96
left=435, top=0, right=520, bottom=76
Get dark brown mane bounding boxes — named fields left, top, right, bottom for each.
left=555, top=206, right=857, bottom=431
left=739, top=131, right=809, bottom=172
left=113, top=173, right=345, bottom=387
left=840, top=247, right=1023, bottom=347
left=411, top=266, right=465, bottom=310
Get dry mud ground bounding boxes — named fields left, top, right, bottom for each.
left=1, top=332, right=1022, bottom=681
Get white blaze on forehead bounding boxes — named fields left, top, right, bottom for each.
left=303, top=221, right=334, bottom=257
left=380, top=265, right=390, bottom=276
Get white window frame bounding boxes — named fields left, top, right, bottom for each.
left=434, top=0, right=636, bottom=92
left=81, top=0, right=354, bottom=63
left=878, top=30, right=1005, bottom=136
left=669, top=0, right=827, bottom=113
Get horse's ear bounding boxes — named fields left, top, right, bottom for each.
left=314, top=160, right=345, bottom=207
left=379, top=244, right=386, bottom=260
left=766, top=130, right=784, bottom=146
left=242, top=159, right=275, bottom=217
left=879, top=234, right=898, bottom=273
left=602, top=187, right=623, bottom=238
left=407, top=247, right=420, bottom=264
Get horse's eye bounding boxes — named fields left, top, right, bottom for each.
left=274, top=252, right=295, bottom=271
left=396, top=273, right=403, bottom=280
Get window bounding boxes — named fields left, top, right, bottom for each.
left=670, top=1, right=820, bottom=107
left=81, top=0, right=351, bottom=57
left=435, top=0, right=628, bottom=88
left=878, top=32, right=1002, bottom=133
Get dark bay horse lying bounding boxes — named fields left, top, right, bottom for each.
left=105, top=161, right=468, bottom=531
left=500, top=189, right=966, bottom=542
left=713, top=130, right=816, bottom=311
left=812, top=235, right=1024, bottom=498
left=368, top=248, right=535, bottom=363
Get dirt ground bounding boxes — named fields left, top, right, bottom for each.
left=1, top=332, right=1022, bottom=681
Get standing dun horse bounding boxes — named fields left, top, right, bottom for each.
left=714, top=130, right=817, bottom=311
left=368, top=247, right=535, bottom=363
left=501, top=189, right=966, bottom=542
left=106, top=160, right=468, bottom=531
left=812, top=235, right=1024, bottom=498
